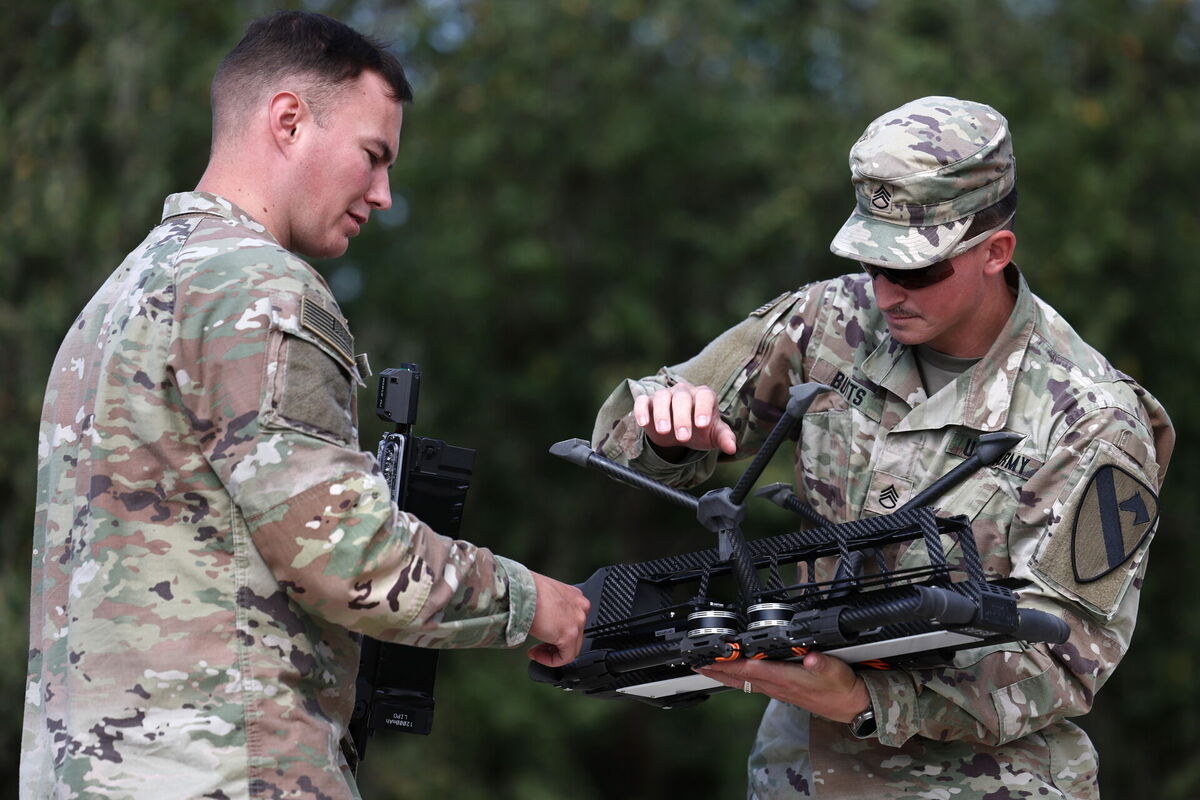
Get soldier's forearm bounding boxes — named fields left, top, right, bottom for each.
left=244, top=471, right=524, bottom=646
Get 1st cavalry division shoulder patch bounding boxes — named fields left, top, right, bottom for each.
left=1071, top=464, right=1159, bottom=583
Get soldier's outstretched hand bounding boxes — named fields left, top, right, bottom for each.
left=633, top=381, right=737, bottom=455
left=697, top=650, right=870, bottom=724
left=526, top=572, right=590, bottom=667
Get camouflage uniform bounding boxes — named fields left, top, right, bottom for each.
left=591, top=98, right=1174, bottom=799
left=23, top=192, right=537, bottom=799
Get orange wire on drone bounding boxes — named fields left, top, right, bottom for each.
left=714, top=643, right=741, bottom=662
left=856, top=659, right=892, bottom=670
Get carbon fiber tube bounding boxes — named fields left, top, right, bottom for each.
left=782, top=493, right=832, bottom=528
left=753, top=482, right=831, bottom=527
left=605, top=641, right=687, bottom=672
left=899, top=431, right=1022, bottom=511
left=730, top=384, right=827, bottom=504
left=1013, top=608, right=1070, bottom=644
left=836, top=586, right=977, bottom=632
left=729, top=538, right=764, bottom=603
left=549, top=439, right=700, bottom=512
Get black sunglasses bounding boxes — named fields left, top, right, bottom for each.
left=863, top=260, right=956, bottom=290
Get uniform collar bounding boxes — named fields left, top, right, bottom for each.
left=861, top=264, right=1036, bottom=434
left=161, top=191, right=278, bottom=244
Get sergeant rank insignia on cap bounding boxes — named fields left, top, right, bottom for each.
left=871, top=185, right=892, bottom=210
left=1071, top=464, right=1159, bottom=582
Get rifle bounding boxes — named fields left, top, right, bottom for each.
left=349, top=364, right=475, bottom=757
left=529, top=383, right=1068, bottom=707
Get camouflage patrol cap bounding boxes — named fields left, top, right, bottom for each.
left=830, top=96, right=1015, bottom=269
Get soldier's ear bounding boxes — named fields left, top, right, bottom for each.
left=981, top=230, right=1016, bottom=276
left=267, top=90, right=307, bottom=152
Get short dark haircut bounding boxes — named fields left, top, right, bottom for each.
left=966, top=186, right=1018, bottom=238
left=211, top=11, right=412, bottom=139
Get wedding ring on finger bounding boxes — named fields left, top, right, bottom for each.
left=743, top=681, right=753, bottom=694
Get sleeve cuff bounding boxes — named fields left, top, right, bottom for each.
left=860, top=668, right=921, bottom=747
left=628, top=430, right=721, bottom=484
left=495, top=555, right=538, bottom=647
left=636, top=434, right=713, bottom=468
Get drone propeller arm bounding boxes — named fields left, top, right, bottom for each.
left=548, top=438, right=700, bottom=513
left=899, top=431, right=1023, bottom=511
left=729, top=383, right=831, bottom=504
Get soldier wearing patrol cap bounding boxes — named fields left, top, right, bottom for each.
left=592, top=96, right=1174, bottom=797
left=21, top=11, right=589, bottom=799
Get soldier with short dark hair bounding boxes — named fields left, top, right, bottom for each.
left=592, top=96, right=1173, bottom=798
left=22, top=11, right=588, bottom=799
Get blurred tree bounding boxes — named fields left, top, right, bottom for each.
left=2, top=0, right=1197, bottom=797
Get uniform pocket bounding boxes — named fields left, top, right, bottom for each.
left=797, top=403, right=855, bottom=519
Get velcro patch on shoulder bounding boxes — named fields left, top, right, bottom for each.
left=301, top=292, right=355, bottom=368
left=278, top=337, right=356, bottom=444
left=1072, top=464, right=1159, bottom=582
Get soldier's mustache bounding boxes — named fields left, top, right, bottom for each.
left=881, top=305, right=921, bottom=318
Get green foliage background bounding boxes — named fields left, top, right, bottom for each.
left=3, top=0, right=1199, bottom=796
